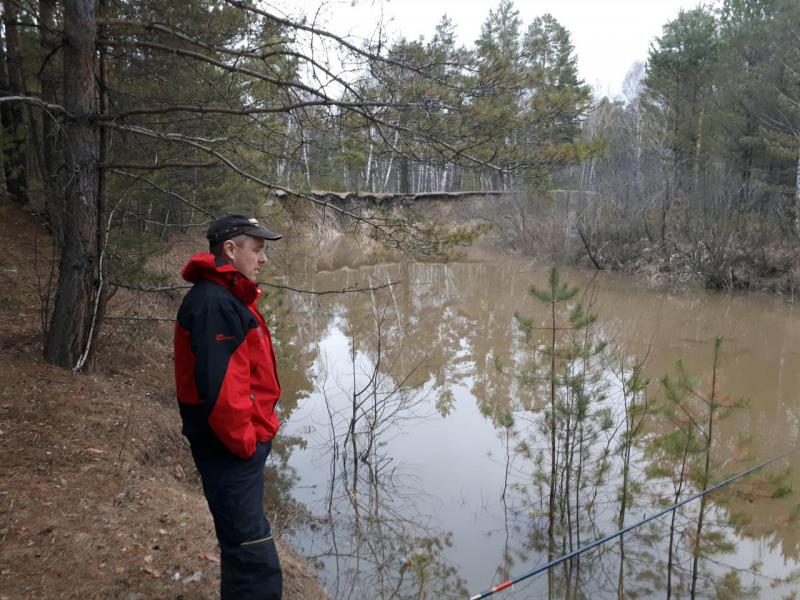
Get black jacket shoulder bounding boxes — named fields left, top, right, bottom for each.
left=178, top=278, right=255, bottom=329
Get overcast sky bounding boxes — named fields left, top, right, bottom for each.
left=269, top=0, right=718, bottom=98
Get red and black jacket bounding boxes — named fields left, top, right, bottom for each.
left=174, top=253, right=281, bottom=459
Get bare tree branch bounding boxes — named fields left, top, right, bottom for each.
left=0, top=94, right=67, bottom=114
left=104, top=121, right=414, bottom=242
left=111, top=169, right=218, bottom=218
left=110, top=280, right=402, bottom=296
left=98, top=17, right=372, bottom=103
left=105, top=315, right=175, bottom=322
left=101, top=99, right=405, bottom=120
left=97, top=38, right=352, bottom=110
left=261, top=280, right=402, bottom=296
left=221, top=0, right=459, bottom=84
left=576, top=223, right=605, bottom=270
left=102, top=160, right=218, bottom=169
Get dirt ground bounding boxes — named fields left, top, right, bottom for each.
left=0, top=201, right=331, bottom=600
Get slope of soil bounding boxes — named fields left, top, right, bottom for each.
left=0, top=201, right=330, bottom=600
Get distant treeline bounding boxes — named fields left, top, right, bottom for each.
left=566, top=0, right=800, bottom=291
left=0, top=0, right=797, bottom=369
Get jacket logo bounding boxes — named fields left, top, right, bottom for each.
left=215, top=333, right=236, bottom=342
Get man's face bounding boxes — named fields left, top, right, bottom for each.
left=226, top=235, right=267, bottom=281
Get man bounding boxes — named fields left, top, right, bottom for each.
left=174, top=213, right=284, bottom=599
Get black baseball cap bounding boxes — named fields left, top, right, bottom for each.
left=207, top=213, right=282, bottom=247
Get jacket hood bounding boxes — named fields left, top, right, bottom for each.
left=181, top=252, right=231, bottom=283
left=181, top=252, right=261, bottom=306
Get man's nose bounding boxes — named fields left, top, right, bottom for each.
left=258, top=250, right=268, bottom=264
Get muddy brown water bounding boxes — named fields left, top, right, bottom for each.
left=270, top=259, right=800, bottom=599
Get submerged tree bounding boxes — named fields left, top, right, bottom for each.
left=501, top=276, right=792, bottom=598
left=612, top=350, right=651, bottom=600
left=647, top=337, right=755, bottom=599
left=514, top=268, right=614, bottom=599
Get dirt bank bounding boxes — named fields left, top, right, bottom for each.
left=0, top=201, right=330, bottom=600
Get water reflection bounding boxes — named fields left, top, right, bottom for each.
left=279, top=284, right=468, bottom=598
left=270, top=260, right=800, bottom=599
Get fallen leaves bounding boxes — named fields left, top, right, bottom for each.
left=142, top=565, right=162, bottom=578
left=182, top=570, right=203, bottom=584
left=198, top=550, right=219, bottom=564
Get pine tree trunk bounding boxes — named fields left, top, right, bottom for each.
left=547, top=295, right=557, bottom=600
left=690, top=342, right=719, bottom=600
left=0, top=1, right=29, bottom=204
left=667, top=436, right=691, bottom=600
left=39, top=0, right=65, bottom=244
left=617, top=439, right=630, bottom=600
left=399, top=156, right=410, bottom=193
left=44, top=0, right=99, bottom=369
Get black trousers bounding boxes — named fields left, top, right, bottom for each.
left=191, top=440, right=283, bottom=600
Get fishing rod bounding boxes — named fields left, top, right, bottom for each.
left=469, top=446, right=797, bottom=600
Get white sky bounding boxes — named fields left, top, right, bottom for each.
left=269, top=0, right=718, bottom=98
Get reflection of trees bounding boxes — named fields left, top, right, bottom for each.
left=277, top=261, right=799, bottom=598
left=280, top=262, right=551, bottom=425
left=308, top=289, right=467, bottom=599
left=262, top=287, right=325, bottom=536
left=267, top=286, right=324, bottom=415
left=641, top=339, right=776, bottom=599
left=488, top=272, right=791, bottom=599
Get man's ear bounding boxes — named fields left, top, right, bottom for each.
left=223, top=239, right=237, bottom=261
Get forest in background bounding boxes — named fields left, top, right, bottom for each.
left=0, top=0, right=799, bottom=372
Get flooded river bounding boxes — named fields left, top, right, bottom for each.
left=268, top=259, right=800, bottom=599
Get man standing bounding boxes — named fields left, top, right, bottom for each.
left=174, top=214, right=284, bottom=599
